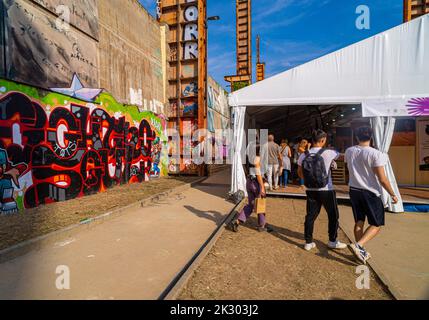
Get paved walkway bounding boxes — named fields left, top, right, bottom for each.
left=339, top=207, right=429, bottom=300
left=0, top=169, right=235, bottom=300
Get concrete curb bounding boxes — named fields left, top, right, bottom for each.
left=338, top=223, right=400, bottom=300
left=160, top=199, right=247, bottom=300
left=0, top=177, right=207, bottom=264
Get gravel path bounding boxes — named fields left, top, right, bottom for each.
left=179, top=198, right=393, bottom=300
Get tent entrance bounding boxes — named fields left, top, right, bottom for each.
left=244, top=104, right=366, bottom=192
left=245, top=104, right=429, bottom=188
left=245, top=104, right=365, bottom=153
left=236, top=104, right=429, bottom=211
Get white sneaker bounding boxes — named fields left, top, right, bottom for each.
left=349, top=243, right=370, bottom=265
left=304, top=242, right=316, bottom=251
left=328, top=241, right=348, bottom=250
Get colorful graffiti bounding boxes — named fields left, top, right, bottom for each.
left=183, top=82, right=198, bottom=97
left=0, top=148, right=27, bottom=214
left=207, top=77, right=230, bottom=132
left=181, top=100, right=198, bottom=117
left=0, top=78, right=167, bottom=214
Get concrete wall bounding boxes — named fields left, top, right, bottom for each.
left=30, top=0, right=99, bottom=39
left=2, top=0, right=99, bottom=88
left=98, top=0, right=168, bottom=113
left=1, top=0, right=168, bottom=114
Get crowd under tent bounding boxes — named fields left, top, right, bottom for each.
left=228, top=14, right=429, bottom=213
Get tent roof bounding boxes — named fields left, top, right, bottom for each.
left=229, top=14, right=429, bottom=108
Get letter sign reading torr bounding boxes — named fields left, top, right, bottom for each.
left=183, top=1, right=198, bottom=60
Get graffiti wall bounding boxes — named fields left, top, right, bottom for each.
left=207, top=76, right=230, bottom=133
left=0, top=77, right=167, bottom=214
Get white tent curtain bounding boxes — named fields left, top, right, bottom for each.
left=231, top=106, right=247, bottom=196
left=371, top=116, right=405, bottom=213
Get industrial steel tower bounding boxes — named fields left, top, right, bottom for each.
left=256, top=35, right=265, bottom=82
left=157, top=0, right=208, bottom=175
left=224, top=0, right=252, bottom=92
left=404, top=0, right=429, bottom=21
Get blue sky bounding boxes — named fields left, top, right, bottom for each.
left=140, top=0, right=403, bottom=90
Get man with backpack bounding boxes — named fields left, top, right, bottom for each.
left=298, top=130, right=347, bottom=251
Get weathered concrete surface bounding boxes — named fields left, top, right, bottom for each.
left=339, top=206, right=429, bottom=300
left=3, top=0, right=167, bottom=109
left=98, top=0, right=167, bottom=108
left=31, top=0, right=99, bottom=39
left=0, top=169, right=235, bottom=300
left=4, top=0, right=99, bottom=88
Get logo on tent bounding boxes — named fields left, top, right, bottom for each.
left=407, top=97, right=429, bottom=116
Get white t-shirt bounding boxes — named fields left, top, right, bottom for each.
left=298, top=148, right=340, bottom=191
left=345, top=146, right=388, bottom=197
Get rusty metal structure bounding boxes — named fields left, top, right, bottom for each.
left=404, top=0, right=429, bottom=21
left=256, top=35, right=265, bottom=82
left=225, top=0, right=252, bottom=92
left=158, top=0, right=208, bottom=175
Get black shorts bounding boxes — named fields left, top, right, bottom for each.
left=349, top=188, right=385, bottom=227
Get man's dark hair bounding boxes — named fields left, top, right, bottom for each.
left=255, top=144, right=261, bottom=157
left=312, top=129, right=327, bottom=144
left=355, top=126, right=373, bottom=142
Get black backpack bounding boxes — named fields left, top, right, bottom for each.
left=302, top=149, right=329, bottom=188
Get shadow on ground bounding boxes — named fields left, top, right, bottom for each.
left=184, top=205, right=226, bottom=225
left=236, top=217, right=358, bottom=267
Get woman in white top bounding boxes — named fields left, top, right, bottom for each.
left=279, top=139, right=292, bottom=188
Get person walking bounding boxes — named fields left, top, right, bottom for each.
left=291, top=138, right=300, bottom=184
left=298, top=130, right=347, bottom=251
left=231, top=143, right=273, bottom=233
left=345, top=126, right=399, bottom=264
left=297, top=138, right=310, bottom=188
left=279, top=139, right=292, bottom=188
left=267, top=135, right=282, bottom=191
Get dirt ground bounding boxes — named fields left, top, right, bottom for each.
left=179, top=198, right=393, bottom=300
left=0, top=176, right=199, bottom=251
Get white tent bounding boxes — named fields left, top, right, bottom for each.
left=229, top=14, right=429, bottom=213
